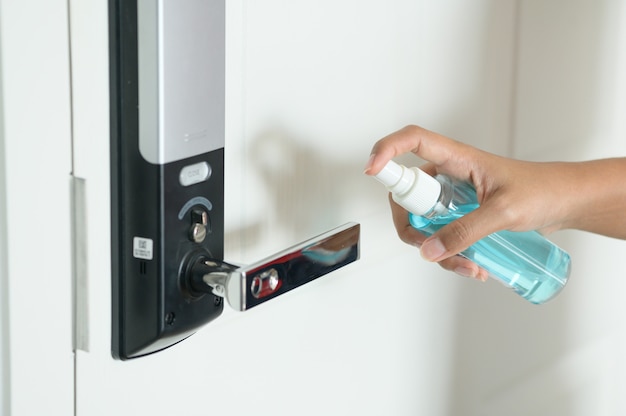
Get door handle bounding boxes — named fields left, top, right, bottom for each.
left=182, top=222, right=360, bottom=311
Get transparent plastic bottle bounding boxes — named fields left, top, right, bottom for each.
left=373, top=160, right=570, bottom=304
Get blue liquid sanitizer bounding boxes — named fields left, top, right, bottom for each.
left=374, top=160, right=570, bottom=304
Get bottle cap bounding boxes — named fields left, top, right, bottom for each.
left=373, top=160, right=441, bottom=215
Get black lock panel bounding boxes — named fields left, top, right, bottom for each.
left=109, top=0, right=225, bottom=359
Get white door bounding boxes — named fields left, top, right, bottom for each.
left=69, top=1, right=517, bottom=415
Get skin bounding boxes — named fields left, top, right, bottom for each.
left=364, top=125, right=626, bottom=281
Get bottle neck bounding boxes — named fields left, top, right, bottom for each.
left=421, top=175, right=453, bottom=219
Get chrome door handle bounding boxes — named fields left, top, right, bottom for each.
left=183, top=222, right=360, bottom=311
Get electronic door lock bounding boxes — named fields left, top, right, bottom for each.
left=109, top=0, right=360, bottom=360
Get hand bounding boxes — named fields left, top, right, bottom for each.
left=364, top=125, right=596, bottom=280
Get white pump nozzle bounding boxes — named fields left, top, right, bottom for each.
left=373, top=160, right=442, bottom=216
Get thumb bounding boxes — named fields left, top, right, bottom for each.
left=420, top=204, right=508, bottom=262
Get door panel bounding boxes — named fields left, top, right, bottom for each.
left=73, top=1, right=519, bottom=415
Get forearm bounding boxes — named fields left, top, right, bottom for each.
left=561, top=158, right=626, bottom=239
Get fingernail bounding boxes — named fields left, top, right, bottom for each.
left=454, top=266, right=477, bottom=279
left=420, top=238, right=446, bottom=261
left=363, top=154, right=376, bottom=174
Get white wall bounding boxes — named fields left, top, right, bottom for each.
left=0, top=0, right=75, bottom=415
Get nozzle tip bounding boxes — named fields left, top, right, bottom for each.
left=374, top=160, right=403, bottom=187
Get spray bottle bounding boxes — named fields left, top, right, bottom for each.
left=373, top=160, right=570, bottom=304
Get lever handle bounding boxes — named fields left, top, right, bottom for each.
left=187, top=222, right=360, bottom=311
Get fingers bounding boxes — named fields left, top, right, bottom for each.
left=370, top=125, right=499, bottom=282
left=389, top=194, right=489, bottom=282
left=420, top=200, right=513, bottom=262
left=364, top=125, right=450, bottom=174
left=364, top=125, right=475, bottom=179
left=438, top=256, right=489, bottom=282
left=389, top=193, right=426, bottom=247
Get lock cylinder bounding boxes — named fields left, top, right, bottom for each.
left=182, top=254, right=237, bottom=299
